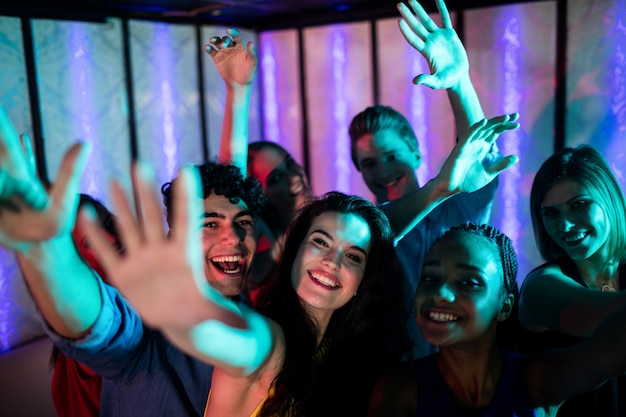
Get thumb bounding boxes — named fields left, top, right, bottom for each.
left=487, top=155, right=519, bottom=176
left=414, top=74, right=441, bottom=89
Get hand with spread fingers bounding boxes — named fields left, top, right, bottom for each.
left=0, top=107, right=89, bottom=252
left=78, top=163, right=273, bottom=377
left=438, top=113, right=520, bottom=196
left=205, top=28, right=258, bottom=89
left=397, top=0, right=469, bottom=90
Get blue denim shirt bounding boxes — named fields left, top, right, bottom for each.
left=47, top=278, right=219, bottom=417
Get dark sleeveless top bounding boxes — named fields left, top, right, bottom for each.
left=519, top=257, right=626, bottom=417
left=414, top=351, right=536, bottom=417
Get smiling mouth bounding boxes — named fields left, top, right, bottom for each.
left=429, top=311, right=459, bottom=322
left=380, top=178, right=400, bottom=189
left=210, top=255, right=243, bottom=274
left=309, top=271, right=341, bottom=289
left=562, top=231, right=589, bottom=246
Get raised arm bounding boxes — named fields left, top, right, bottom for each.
left=0, top=108, right=100, bottom=338
left=382, top=114, right=519, bottom=242
left=80, top=162, right=278, bottom=379
left=519, top=264, right=626, bottom=337
left=206, top=28, right=258, bottom=174
left=398, top=0, right=484, bottom=138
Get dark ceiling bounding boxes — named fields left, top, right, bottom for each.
left=0, top=0, right=540, bottom=30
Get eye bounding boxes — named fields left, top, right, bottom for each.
left=359, top=159, right=375, bottom=170
left=345, top=252, right=364, bottom=264
left=267, top=173, right=283, bottom=186
left=387, top=153, right=399, bottom=162
left=202, top=221, right=217, bottom=228
left=418, top=274, right=438, bottom=286
left=571, top=199, right=589, bottom=210
left=458, top=277, right=482, bottom=290
left=540, top=207, right=559, bottom=219
left=237, top=218, right=254, bottom=229
left=312, top=237, right=329, bottom=247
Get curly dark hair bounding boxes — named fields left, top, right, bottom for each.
left=437, top=222, right=521, bottom=351
left=161, top=161, right=265, bottom=227
left=254, top=191, right=413, bottom=417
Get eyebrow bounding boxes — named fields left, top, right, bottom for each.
left=201, top=210, right=252, bottom=220
left=541, top=194, right=588, bottom=208
left=311, top=229, right=368, bottom=257
left=422, top=259, right=484, bottom=273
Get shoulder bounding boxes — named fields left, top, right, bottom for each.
left=521, top=262, right=581, bottom=294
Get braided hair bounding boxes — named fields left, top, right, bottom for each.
left=440, top=222, right=521, bottom=350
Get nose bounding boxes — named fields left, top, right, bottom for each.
left=558, top=215, right=576, bottom=232
left=433, top=283, right=455, bottom=303
left=220, top=223, right=244, bottom=246
left=322, top=249, right=341, bottom=269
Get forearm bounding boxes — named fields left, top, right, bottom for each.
left=17, top=234, right=102, bottom=338
left=383, top=175, right=456, bottom=243
left=218, top=83, right=253, bottom=173
left=447, top=72, right=484, bottom=139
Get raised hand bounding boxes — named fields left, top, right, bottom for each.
left=0, top=107, right=89, bottom=251
left=438, top=113, right=520, bottom=195
left=397, top=0, right=468, bottom=90
left=79, top=163, right=273, bottom=375
left=205, top=28, right=258, bottom=88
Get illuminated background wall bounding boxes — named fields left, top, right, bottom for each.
left=0, top=0, right=624, bottom=352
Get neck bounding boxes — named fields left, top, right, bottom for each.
left=436, top=336, right=503, bottom=408
left=574, top=255, right=620, bottom=291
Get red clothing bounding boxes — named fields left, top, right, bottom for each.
left=51, top=353, right=102, bottom=417
left=50, top=225, right=116, bottom=416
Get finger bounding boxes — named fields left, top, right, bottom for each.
left=247, top=41, right=258, bottom=64
left=133, top=162, right=166, bottom=243
left=0, top=109, right=47, bottom=209
left=436, top=0, right=453, bottom=29
left=78, top=205, right=123, bottom=275
left=226, top=28, right=243, bottom=45
left=414, top=74, right=442, bottom=89
left=220, top=36, right=234, bottom=47
left=48, top=142, right=91, bottom=221
left=397, top=4, right=429, bottom=42
left=19, top=133, right=37, bottom=175
left=204, top=43, right=218, bottom=57
left=398, top=19, right=425, bottom=51
left=486, top=155, right=519, bottom=176
left=170, top=166, right=202, bottom=259
left=110, top=179, right=142, bottom=253
left=408, top=0, right=439, bottom=32
left=462, top=118, right=489, bottom=142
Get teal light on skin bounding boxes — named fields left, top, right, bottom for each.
left=190, top=303, right=274, bottom=376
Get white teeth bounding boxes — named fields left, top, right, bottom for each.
left=310, top=272, right=339, bottom=288
left=211, top=255, right=242, bottom=263
left=223, top=267, right=241, bottom=275
left=563, top=232, right=587, bottom=243
left=383, top=179, right=399, bottom=188
left=429, top=311, right=458, bottom=322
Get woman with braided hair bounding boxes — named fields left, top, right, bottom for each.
left=368, top=222, right=626, bottom=417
